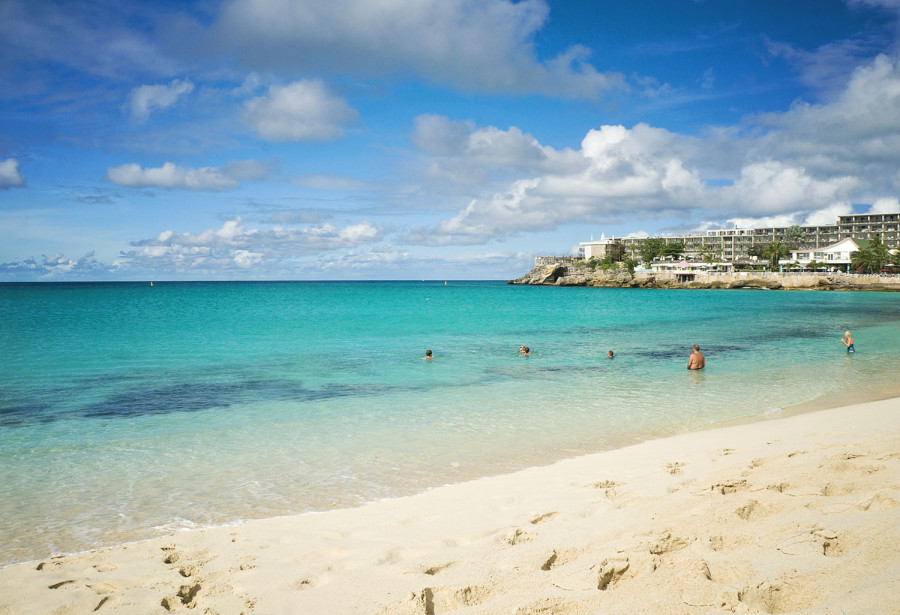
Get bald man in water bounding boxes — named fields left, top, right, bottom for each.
left=687, top=344, right=706, bottom=370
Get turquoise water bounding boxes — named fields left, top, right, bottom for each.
left=1, top=281, right=899, bottom=566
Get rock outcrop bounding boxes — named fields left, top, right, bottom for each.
left=508, top=266, right=900, bottom=291
left=508, top=263, right=568, bottom=285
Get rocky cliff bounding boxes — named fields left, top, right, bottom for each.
left=508, top=265, right=900, bottom=291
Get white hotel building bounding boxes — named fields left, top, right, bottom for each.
left=579, top=212, right=900, bottom=264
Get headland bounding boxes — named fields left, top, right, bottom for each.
left=509, top=262, right=900, bottom=290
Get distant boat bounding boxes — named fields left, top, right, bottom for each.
left=150, top=282, right=153, bottom=287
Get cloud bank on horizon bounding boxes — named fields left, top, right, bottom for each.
left=2, top=0, right=900, bottom=280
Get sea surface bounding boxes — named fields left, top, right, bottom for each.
left=2, top=281, right=899, bottom=566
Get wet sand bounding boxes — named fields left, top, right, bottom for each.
left=1, top=397, right=897, bottom=614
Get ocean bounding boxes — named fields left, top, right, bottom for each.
left=1, top=281, right=899, bottom=567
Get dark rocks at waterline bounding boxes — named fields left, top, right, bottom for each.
left=508, top=265, right=900, bottom=291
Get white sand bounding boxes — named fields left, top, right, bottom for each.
left=1, top=397, right=898, bottom=615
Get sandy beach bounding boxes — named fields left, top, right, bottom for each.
left=1, top=397, right=897, bottom=615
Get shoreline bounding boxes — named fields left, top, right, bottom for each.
left=509, top=263, right=900, bottom=291
left=1, top=397, right=897, bottom=614
left=5, top=375, right=896, bottom=572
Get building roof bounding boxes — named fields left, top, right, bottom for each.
left=789, top=236, right=862, bottom=254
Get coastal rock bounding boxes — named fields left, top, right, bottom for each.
left=510, top=267, right=900, bottom=291
left=508, top=263, right=568, bottom=285
left=555, top=273, right=590, bottom=286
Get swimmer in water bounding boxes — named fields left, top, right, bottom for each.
left=841, top=331, right=855, bottom=353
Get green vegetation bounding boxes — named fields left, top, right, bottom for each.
left=637, top=238, right=685, bottom=264
left=574, top=253, right=637, bottom=275
left=785, top=225, right=806, bottom=247
left=763, top=240, right=790, bottom=269
left=699, top=245, right=720, bottom=265
left=851, top=237, right=894, bottom=272
left=747, top=244, right=767, bottom=261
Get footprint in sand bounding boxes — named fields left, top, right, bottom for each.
left=423, top=561, right=457, bottom=576
left=93, top=563, right=117, bottom=572
left=859, top=492, right=899, bottom=511
left=179, top=564, right=199, bottom=578
left=596, top=557, right=630, bottom=590
left=161, top=583, right=202, bottom=612
left=503, top=528, right=534, bottom=545
left=666, top=462, right=685, bottom=475
left=588, top=480, right=620, bottom=489
left=738, top=577, right=818, bottom=613
left=161, top=545, right=180, bottom=565
left=541, top=551, right=558, bottom=571
left=530, top=512, right=558, bottom=524
left=648, top=532, right=691, bottom=555
left=711, top=479, right=747, bottom=495
left=735, top=500, right=757, bottom=520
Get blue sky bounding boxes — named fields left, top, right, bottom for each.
left=2, top=0, right=900, bottom=280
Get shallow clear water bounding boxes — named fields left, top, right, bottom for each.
left=1, top=281, right=898, bottom=566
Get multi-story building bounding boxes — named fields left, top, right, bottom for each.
left=579, top=212, right=900, bottom=263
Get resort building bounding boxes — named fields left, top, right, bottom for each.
left=788, top=237, right=867, bottom=269
left=578, top=211, right=900, bottom=264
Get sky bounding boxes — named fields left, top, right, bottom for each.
left=2, top=0, right=900, bottom=281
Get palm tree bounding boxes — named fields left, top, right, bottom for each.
left=700, top=246, right=720, bottom=266
left=852, top=237, right=893, bottom=272
left=763, top=241, right=789, bottom=270
left=869, top=236, right=892, bottom=271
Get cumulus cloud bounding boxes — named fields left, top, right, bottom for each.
left=243, top=80, right=358, bottom=142
left=127, top=79, right=194, bottom=122
left=207, top=0, right=622, bottom=99
left=407, top=52, right=900, bottom=245
left=0, top=252, right=108, bottom=279
left=718, top=161, right=856, bottom=215
left=105, top=160, right=268, bottom=191
left=117, top=218, right=384, bottom=274
left=0, top=158, right=25, bottom=189
left=409, top=123, right=704, bottom=244
left=720, top=202, right=854, bottom=230
left=870, top=196, right=900, bottom=213
left=411, top=114, right=586, bottom=191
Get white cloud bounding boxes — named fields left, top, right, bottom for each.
left=118, top=218, right=385, bottom=275
left=721, top=202, right=853, bottom=230
left=105, top=160, right=268, bottom=191
left=412, top=115, right=475, bottom=155
left=870, top=197, right=900, bottom=213
left=416, top=123, right=704, bottom=243
left=128, top=79, right=194, bottom=122
left=208, top=0, right=623, bottom=99
left=408, top=52, right=900, bottom=245
left=0, top=158, right=25, bottom=189
left=803, top=202, right=854, bottom=225
left=719, top=161, right=856, bottom=215
left=0, top=251, right=108, bottom=279
left=410, top=114, right=586, bottom=192
left=243, top=80, right=358, bottom=142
